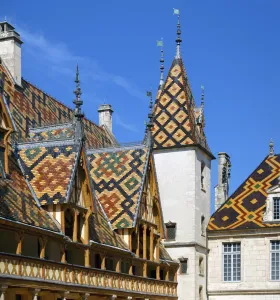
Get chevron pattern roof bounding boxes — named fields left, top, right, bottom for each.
left=87, top=146, right=149, bottom=229
left=208, top=155, right=280, bottom=230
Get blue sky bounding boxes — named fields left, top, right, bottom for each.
left=2, top=0, right=280, bottom=212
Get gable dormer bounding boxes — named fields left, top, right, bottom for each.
left=263, top=181, right=280, bottom=223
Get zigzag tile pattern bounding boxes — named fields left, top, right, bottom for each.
left=88, top=147, right=148, bottom=229
left=0, top=65, right=113, bottom=148
left=209, top=155, right=280, bottom=230
left=0, top=154, right=59, bottom=232
left=18, top=143, right=79, bottom=205
left=152, top=58, right=210, bottom=152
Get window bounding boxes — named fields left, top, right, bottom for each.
left=223, top=243, right=241, bottom=282
left=179, top=258, right=188, bottom=274
left=201, top=215, right=205, bottom=236
left=271, top=241, right=280, bottom=280
left=199, top=257, right=204, bottom=276
left=274, top=198, right=280, bottom=220
left=199, top=286, right=203, bottom=300
left=165, top=222, right=176, bottom=241
left=201, top=161, right=205, bottom=190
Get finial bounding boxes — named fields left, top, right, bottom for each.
left=157, top=39, right=164, bottom=88
left=146, top=90, right=154, bottom=131
left=73, top=64, right=84, bottom=120
left=269, top=138, right=274, bottom=157
left=173, top=8, right=181, bottom=59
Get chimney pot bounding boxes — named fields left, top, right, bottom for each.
left=98, top=104, right=113, bottom=132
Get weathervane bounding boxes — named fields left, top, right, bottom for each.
left=173, top=8, right=181, bottom=59
left=156, top=38, right=164, bottom=88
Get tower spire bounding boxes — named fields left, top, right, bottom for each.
left=174, top=8, right=182, bottom=59
left=146, top=90, right=154, bottom=145
left=157, top=39, right=164, bottom=88
left=269, top=138, right=274, bottom=157
left=199, top=85, right=205, bottom=126
left=73, top=64, right=84, bottom=120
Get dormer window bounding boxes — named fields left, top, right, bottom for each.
left=274, top=198, right=280, bottom=220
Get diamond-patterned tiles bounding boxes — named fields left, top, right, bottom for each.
left=0, top=155, right=59, bottom=232
left=152, top=58, right=197, bottom=149
left=0, top=64, right=114, bottom=148
left=87, top=146, right=148, bottom=229
left=208, top=155, right=280, bottom=230
left=18, top=143, right=79, bottom=205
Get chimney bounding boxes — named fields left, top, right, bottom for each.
left=98, top=104, right=113, bottom=132
left=215, top=152, right=231, bottom=211
left=0, top=22, right=23, bottom=87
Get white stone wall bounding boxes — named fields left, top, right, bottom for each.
left=153, top=147, right=211, bottom=300
left=0, top=39, right=22, bottom=85
left=208, top=231, right=280, bottom=299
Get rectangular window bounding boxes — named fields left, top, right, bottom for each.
left=180, top=259, right=188, bottom=274
left=271, top=241, right=280, bottom=280
left=223, top=243, right=241, bottom=282
left=274, top=198, right=280, bottom=220
left=165, top=222, right=176, bottom=240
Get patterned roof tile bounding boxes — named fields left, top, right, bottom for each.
left=18, top=142, right=80, bottom=205
left=208, top=155, right=280, bottom=230
left=87, top=146, right=149, bottom=229
left=152, top=58, right=211, bottom=154
left=0, top=154, right=60, bottom=232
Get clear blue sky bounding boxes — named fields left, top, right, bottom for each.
left=2, top=0, right=280, bottom=212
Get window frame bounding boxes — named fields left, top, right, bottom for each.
left=179, top=257, right=188, bottom=275
left=165, top=221, right=176, bottom=241
left=271, top=240, right=280, bottom=281
left=222, top=242, right=241, bottom=282
left=273, top=198, right=280, bottom=221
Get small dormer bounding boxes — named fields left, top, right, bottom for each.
left=263, top=178, right=280, bottom=223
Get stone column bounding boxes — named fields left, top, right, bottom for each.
left=143, top=225, right=147, bottom=259
left=0, top=285, right=8, bottom=300
left=81, top=293, right=90, bottom=300
left=84, top=249, right=90, bottom=267
left=31, top=289, right=41, bottom=300
left=61, top=291, right=69, bottom=300
left=136, top=228, right=140, bottom=257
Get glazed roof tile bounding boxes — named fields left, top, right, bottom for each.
left=208, top=155, right=280, bottom=231
left=0, top=64, right=115, bottom=148
left=152, top=58, right=211, bottom=154
left=0, top=154, right=60, bottom=232
left=87, top=145, right=149, bottom=229
left=18, top=141, right=81, bottom=205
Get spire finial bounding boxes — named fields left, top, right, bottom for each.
left=157, top=39, right=164, bottom=88
left=269, top=138, right=274, bottom=157
left=146, top=90, right=154, bottom=133
left=173, top=8, right=181, bottom=59
left=73, top=63, right=84, bottom=120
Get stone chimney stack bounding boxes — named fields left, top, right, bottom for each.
left=215, top=152, right=231, bottom=211
left=98, top=104, right=113, bottom=132
left=0, top=22, right=23, bottom=87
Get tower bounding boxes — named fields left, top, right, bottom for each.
left=152, top=11, right=214, bottom=300
left=0, top=21, right=23, bottom=86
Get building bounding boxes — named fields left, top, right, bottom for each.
left=208, top=142, right=280, bottom=299
left=0, top=21, right=178, bottom=300
left=151, top=16, right=214, bottom=300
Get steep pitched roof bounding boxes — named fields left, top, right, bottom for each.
left=0, top=63, right=115, bottom=148
left=87, top=145, right=149, bottom=229
left=17, top=136, right=81, bottom=205
left=0, top=153, right=60, bottom=232
left=89, top=203, right=129, bottom=250
left=208, top=154, right=280, bottom=231
left=152, top=57, right=211, bottom=155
